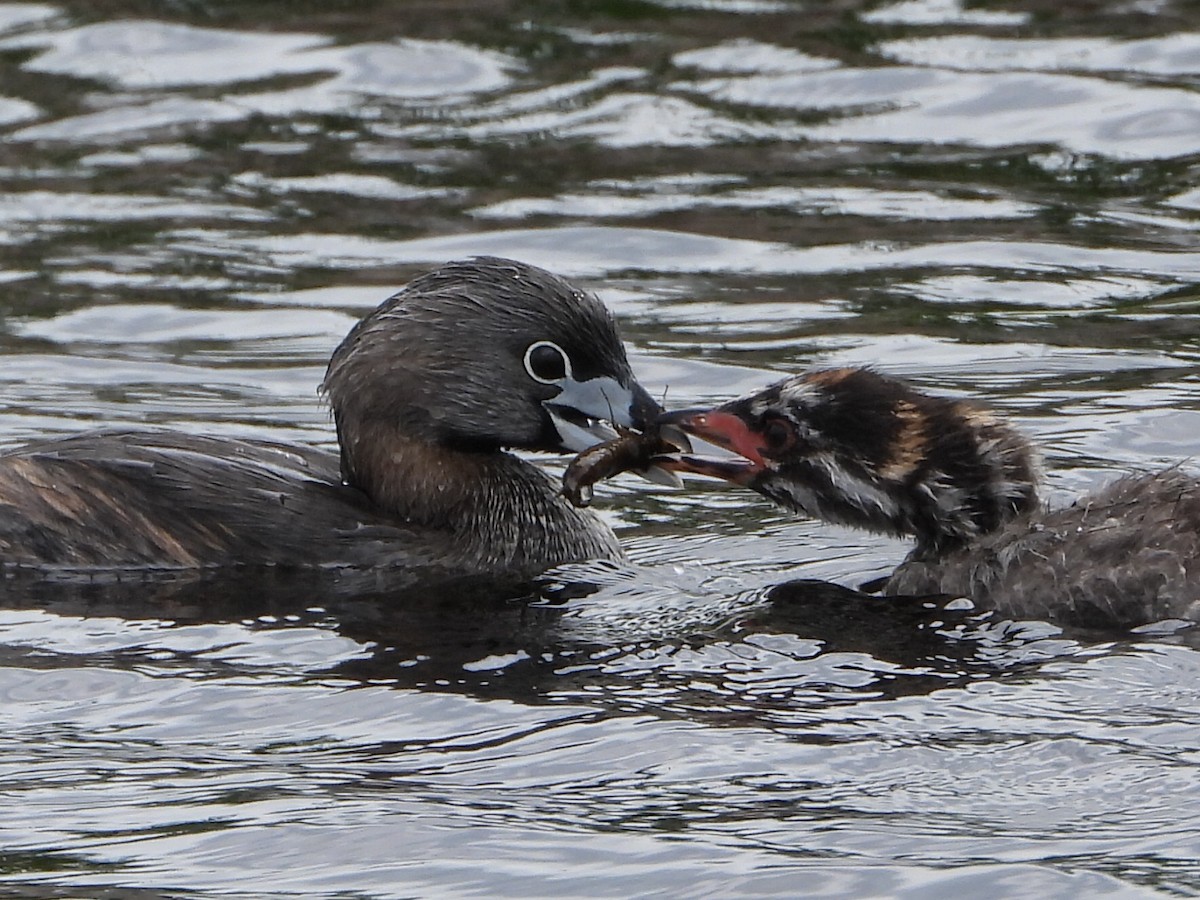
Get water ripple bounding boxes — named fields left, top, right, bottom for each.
left=2, top=2, right=1200, bottom=895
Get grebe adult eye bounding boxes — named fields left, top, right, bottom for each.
left=524, top=340, right=572, bottom=384
left=761, top=416, right=796, bottom=453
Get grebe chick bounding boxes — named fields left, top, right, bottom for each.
left=661, top=368, right=1200, bottom=630
left=0, top=257, right=660, bottom=579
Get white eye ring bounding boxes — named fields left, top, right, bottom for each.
left=523, top=340, right=572, bottom=385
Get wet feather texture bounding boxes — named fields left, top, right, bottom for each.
left=656, top=368, right=1200, bottom=630
left=0, top=258, right=649, bottom=578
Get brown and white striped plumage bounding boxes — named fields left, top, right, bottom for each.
left=664, top=368, right=1200, bottom=630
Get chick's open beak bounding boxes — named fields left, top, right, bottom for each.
left=653, top=408, right=767, bottom=486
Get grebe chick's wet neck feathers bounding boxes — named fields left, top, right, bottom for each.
left=661, top=367, right=1200, bottom=630
left=0, top=257, right=660, bottom=579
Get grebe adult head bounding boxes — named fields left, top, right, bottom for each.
left=322, top=256, right=660, bottom=522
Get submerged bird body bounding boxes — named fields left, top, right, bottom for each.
left=888, top=467, right=1200, bottom=626
left=0, top=431, right=619, bottom=575
left=662, top=368, right=1200, bottom=629
left=0, top=258, right=653, bottom=578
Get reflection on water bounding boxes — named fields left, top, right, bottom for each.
left=3, top=0, right=1200, bottom=895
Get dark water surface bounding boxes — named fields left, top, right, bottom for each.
left=3, top=0, right=1200, bottom=895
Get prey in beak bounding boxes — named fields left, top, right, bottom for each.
left=561, top=420, right=693, bottom=507
left=544, top=373, right=693, bottom=506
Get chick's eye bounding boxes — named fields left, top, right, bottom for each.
left=524, top=341, right=571, bottom=384
left=761, top=416, right=795, bottom=452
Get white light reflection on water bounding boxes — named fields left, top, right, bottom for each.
left=8, top=22, right=518, bottom=142
left=685, top=66, right=1200, bottom=159
left=11, top=21, right=329, bottom=87
left=879, top=33, right=1200, bottom=77
left=471, top=184, right=1039, bottom=222
left=164, top=225, right=1200, bottom=285
left=863, top=0, right=1031, bottom=26
left=0, top=3, right=57, bottom=33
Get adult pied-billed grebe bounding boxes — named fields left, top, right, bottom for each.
left=656, top=368, right=1200, bottom=630
left=0, top=257, right=661, bottom=579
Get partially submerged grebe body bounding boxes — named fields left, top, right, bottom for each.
left=662, top=368, right=1200, bottom=630
left=0, top=258, right=658, bottom=579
